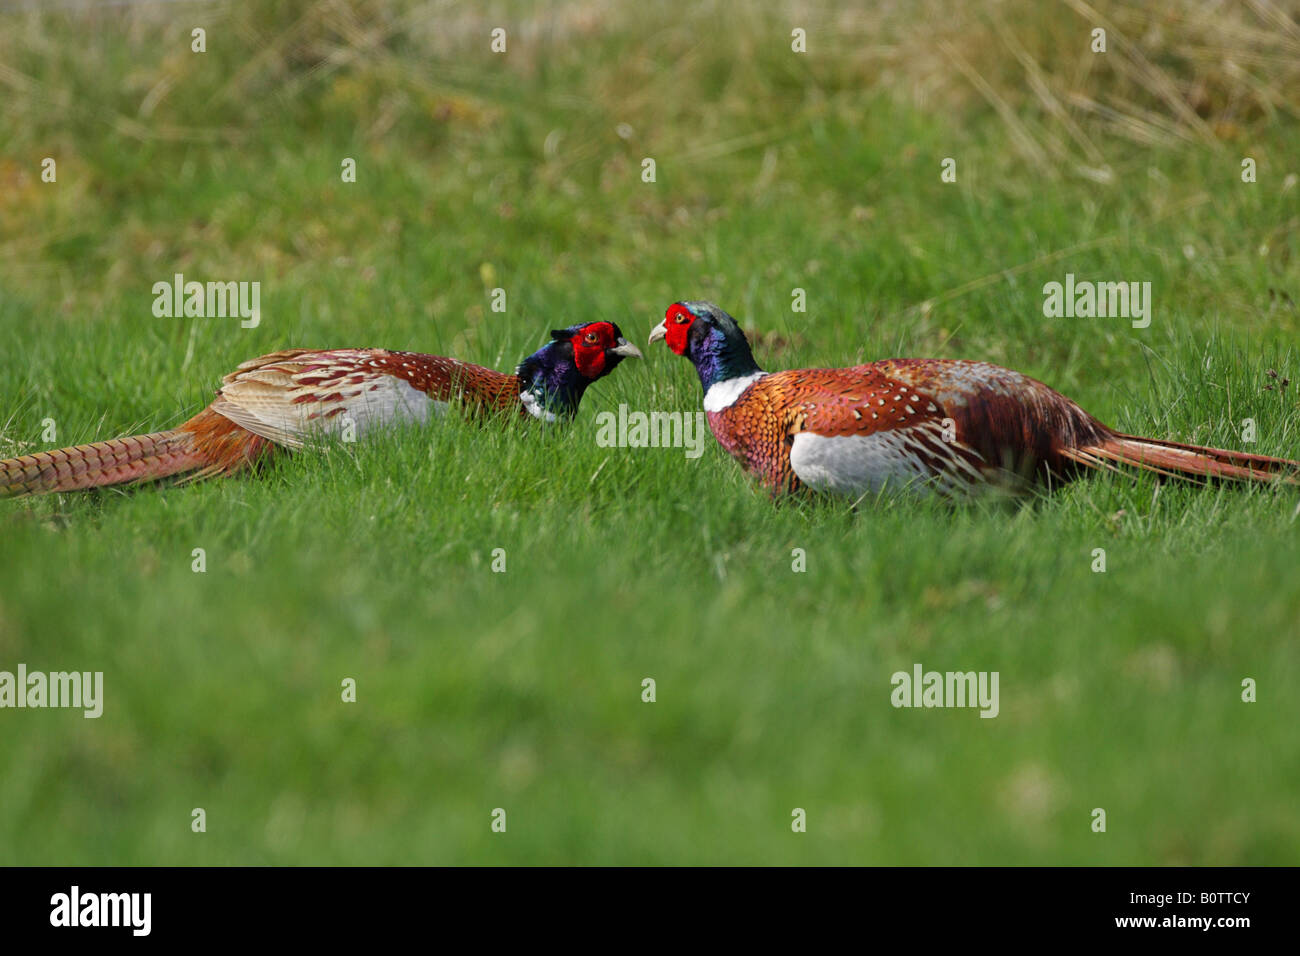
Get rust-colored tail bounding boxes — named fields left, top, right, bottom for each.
left=1063, top=433, right=1300, bottom=485
left=1, top=430, right=206, bottom=497
left=1, top=407, right=275, bottom=498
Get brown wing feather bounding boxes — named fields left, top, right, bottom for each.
left=718, top=367, right=985, bottom=494
left=783, top=366, right=948, bottom=437
left=875, top=359, right=1111, bottom=481
left=718, top=361, right=1112, bottom=495
left=211, top=349, right=521, bottom=447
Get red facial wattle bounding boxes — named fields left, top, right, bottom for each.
left=571, top=321, right=617, bottom=378
left=664, top=304, right=695, bottom=355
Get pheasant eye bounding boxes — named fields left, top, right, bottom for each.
left=584, top=332, right=600, bottom=344
left=675, top=313, right=690, bottom=324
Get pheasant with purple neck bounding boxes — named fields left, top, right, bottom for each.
left=648, top=300, right=1300, bottom=498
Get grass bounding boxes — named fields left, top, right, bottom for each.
left=1, top=0, right=1298, bottom=864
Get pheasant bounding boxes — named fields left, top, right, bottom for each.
left=1, top=321, right=642, bottom=497
left=648, top=301, right=1300, bottom=497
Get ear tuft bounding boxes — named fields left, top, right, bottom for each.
left=550, top=328, right=572, bottom=341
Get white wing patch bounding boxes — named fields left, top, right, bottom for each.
left=212, top=357, right=441, bottom=449
left=790, top=421, right=986, bottom=497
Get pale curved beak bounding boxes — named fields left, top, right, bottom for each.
left=647, top=320, right=668, bottom=346
left=611, top=338, right=643, bottom=359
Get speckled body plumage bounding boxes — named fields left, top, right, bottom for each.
left=704, top=360, right=1110, bottom=495
left=650, top=301, right=1300, bottom=497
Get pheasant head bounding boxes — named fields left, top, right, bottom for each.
left=516, top=320, right=642, bottom=419
left=648, top=301, right=763, bottom=393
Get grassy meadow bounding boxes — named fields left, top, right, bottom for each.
left=0, top=0, right=1298, bottom=864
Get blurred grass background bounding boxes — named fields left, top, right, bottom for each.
left=0, top=0, right=1298, bottom=864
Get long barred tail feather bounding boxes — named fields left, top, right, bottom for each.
left=1, top=430, right=205, bottom=497
left=0, top=407, right=274, bottom=498
left=1064, top=433, right=1300, bottom=485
